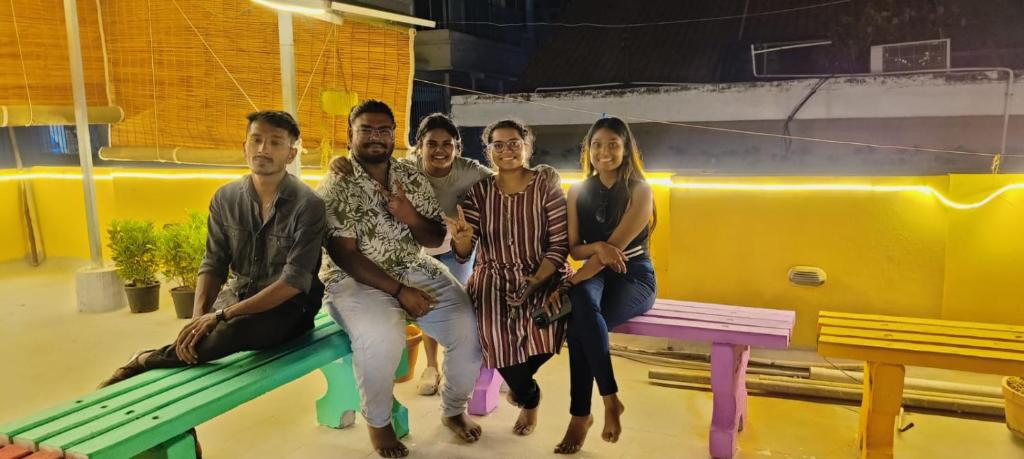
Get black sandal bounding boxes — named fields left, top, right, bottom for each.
left=97, top=349, right=154, bottom=388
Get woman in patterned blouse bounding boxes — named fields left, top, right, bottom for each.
left=446, top=119, right=570, bottom=437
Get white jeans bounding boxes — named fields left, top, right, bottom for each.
left=325, top=269, right=482, bottom=427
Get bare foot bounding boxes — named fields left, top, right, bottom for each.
left=513, top=407, right=538, bottom=435
left=554, top=414, right=594, bottom=454
left=601, top=394, right=626, bottom=443
left=368, top=424, right=408, bottom=458
left=442, top=413, right=482, bottom=443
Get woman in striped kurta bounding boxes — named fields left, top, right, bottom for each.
left=447, top=119, right=570, bottom=437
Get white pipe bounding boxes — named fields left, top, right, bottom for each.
left=63, top=0, right=104, bottom=267
left=278, top=11, right=301, bottom=177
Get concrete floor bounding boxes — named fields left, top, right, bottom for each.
left=2, top=259, right=1023, bottom=459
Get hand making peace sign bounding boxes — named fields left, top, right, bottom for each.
left=378, top=181, right=418, bottom=224
left=441, top=205, right=474, bottom=246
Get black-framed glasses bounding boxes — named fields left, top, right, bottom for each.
left=595, top=204, right=608, bottom=224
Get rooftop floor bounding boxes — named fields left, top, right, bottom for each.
left=2, top=260, right=1022, bottom=458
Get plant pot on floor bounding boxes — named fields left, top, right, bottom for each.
left=1005, top=376, right=1024, bottom=438
left=170, top=287, right=196, bottom=319
left=395, top=324, right=423, bottom=383
left=125, top=283, right=160, bottom=313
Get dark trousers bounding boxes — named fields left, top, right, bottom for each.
left=567, top=257, right=656, bottom=416
left=496, top=353, right=554, bottom=410
left=142, top=290, right=321, bottom=370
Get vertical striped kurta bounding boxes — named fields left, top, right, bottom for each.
left=459, top=165, right=571, bottom=368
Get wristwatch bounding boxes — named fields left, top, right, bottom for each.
left=215, top=309, right=227, bottom=322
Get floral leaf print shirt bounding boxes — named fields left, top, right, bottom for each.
left=316, top=157, right=445, bottom=288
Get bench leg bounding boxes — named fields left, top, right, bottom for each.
left=317, top=353, right=412, bottom=438
left=317, top=357, right=362, bottom=429
left=708, top=343, right=750, bottom=459
left=134, top=431, right=197, bottom=459
left=468, top=367, right=503, bottom=416
left=858, top=362, right=905, bottom=459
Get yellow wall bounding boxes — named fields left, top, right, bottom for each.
left=942, top=174, right=1024, bottom=325
left=0, top=170, right=28, bottom=261
left=5, top=167, right=1024, bottom=347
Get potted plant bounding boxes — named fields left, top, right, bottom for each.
left=107, top=219, right=161, bottom=313
left=158, top=211, right=207, bottom=319
left=1005, top=377, right=1024, bottom=438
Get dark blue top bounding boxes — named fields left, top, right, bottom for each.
left=575, top=175, right=649, bottom=259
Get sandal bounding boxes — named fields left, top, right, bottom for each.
left=417, top=366, right=441, bottom=396
left=97, top=349, right=154, bottom=388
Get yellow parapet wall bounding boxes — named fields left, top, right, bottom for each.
left=3, top=167, right=1023, bottom=346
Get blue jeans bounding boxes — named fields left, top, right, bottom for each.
left=434, top=250, right=474, bottom=285
left=567, top=256, right=657, bottom=416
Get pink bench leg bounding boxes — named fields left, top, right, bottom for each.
left=468, top=367, right=503, bottom=416
left=709, top=342, right=750, bottom=459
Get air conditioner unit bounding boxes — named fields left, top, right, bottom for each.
left=870, top=39, right=950, bottom=73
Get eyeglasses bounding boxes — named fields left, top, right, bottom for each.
left=356, top=126, right=395, bottom=138
left=488, top=140, right=523, bottom=152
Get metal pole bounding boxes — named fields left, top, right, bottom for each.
left=63, top=0, right=104, bottom=267
left=278, top=11, right=300, bottom=177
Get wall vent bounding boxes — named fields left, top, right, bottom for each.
left=788, top=266, right=826, bottom=287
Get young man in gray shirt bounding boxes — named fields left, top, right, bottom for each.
left=99, top=111, right=326, bottom=387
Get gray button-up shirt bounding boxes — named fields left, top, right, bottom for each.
left=198, top=173, right=326, bottom=302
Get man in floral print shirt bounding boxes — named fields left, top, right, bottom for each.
left=317, top=100, right=483, bottom=458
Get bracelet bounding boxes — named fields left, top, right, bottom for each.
left=392, top=283, right=404, bottom=297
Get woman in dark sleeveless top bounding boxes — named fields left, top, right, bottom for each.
left=550, top=116, right=657, bottom=454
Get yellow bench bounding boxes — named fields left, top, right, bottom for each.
left=816, top=311, right=1024, bottom=459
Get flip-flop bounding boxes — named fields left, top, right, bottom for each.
left=417, top=366, right=441, bottom=396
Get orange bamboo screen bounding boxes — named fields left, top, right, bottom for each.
left=101, top=0, right=413, bottom=163
left=0, top=0, right=109, bottom=117
left=1, top=0, right=413, bottom=162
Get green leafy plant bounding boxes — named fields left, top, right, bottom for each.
left=158, top=210, right=207, bottom=290
left=107, top=219, right=160, bottom=287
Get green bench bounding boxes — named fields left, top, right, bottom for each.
left=0, top=312, right=409, bottom=459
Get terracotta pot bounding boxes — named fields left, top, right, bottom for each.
left=1004, top=377, right=1024, bottom=438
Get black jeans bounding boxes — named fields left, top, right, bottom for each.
left=567, top=257, right=656, bottom=416
left=496, top=353, right=554, bottom=410
left=141, top=290, right=321, bottom=370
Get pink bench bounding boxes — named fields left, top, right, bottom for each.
left=614, top=299, right=796, bottom=459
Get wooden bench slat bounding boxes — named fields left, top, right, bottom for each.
left=818, top=335, right=1024, bottom=375
left=821, top=325, right=1024, bottom=353
left=820, top=311, right=1024, bottom=334
left=38, top=320, right=345, bottom=453
left=818, top=317, right=1024, bottom=343
left=655, top=300, right=796, bottom=322
left=1, top=311, right=334, bottom=445
left=643, top=308, right=795, bottom=330
left=14, top=316, right=338, bottom=448
left=63, top=330, right=351, bottom=459
left=0, top=370, right=181, bottom=445
left=615, top=316, right=791, bottom=349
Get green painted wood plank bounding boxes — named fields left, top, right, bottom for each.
left=2, top=311, right=331, bottom=444
left=13, top=313, right=336, bottom=449
left=1, top=368, right=183, bottom=443
left=41, top=322, right=347, bottom=453
left=65, top=331, right=351, bottom=459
